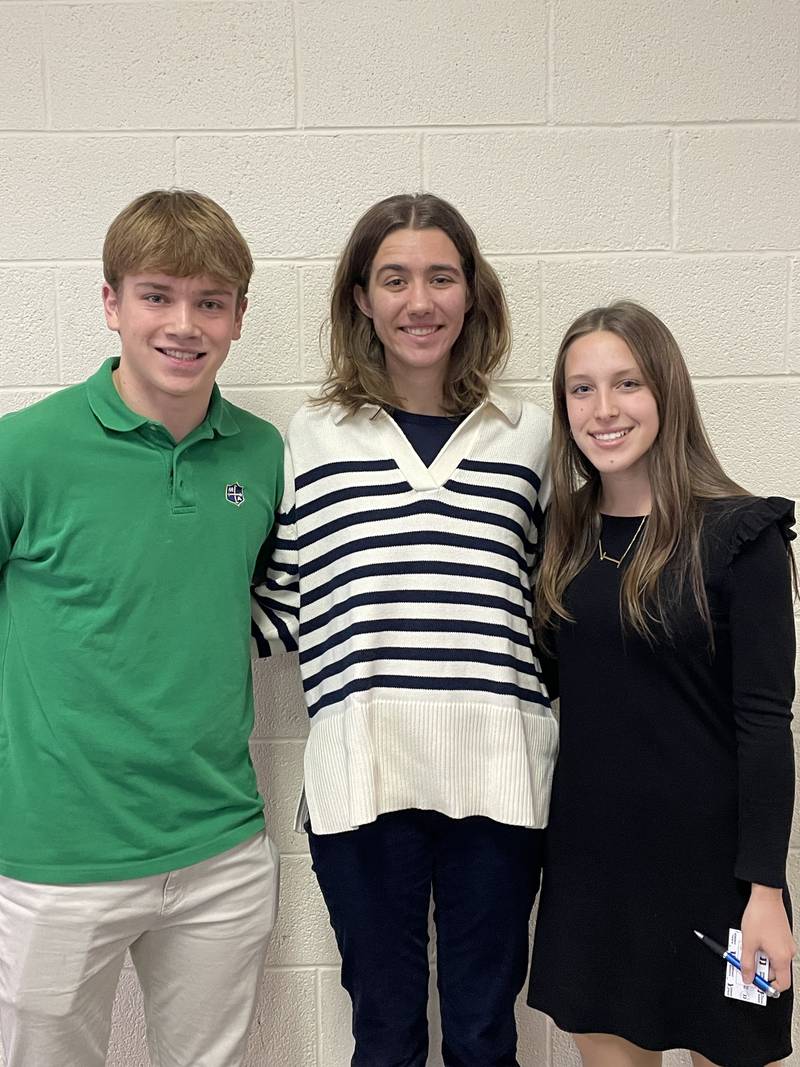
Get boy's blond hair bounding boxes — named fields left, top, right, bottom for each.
left=103, top=189, right=253, bottom=302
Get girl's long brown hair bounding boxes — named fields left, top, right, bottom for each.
left=315, top=193, right=511, bottom=414
left=536, top=301, right=752, bottom=643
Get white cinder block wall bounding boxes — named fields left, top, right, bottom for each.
left=1, top=1, right=799, bottom=1064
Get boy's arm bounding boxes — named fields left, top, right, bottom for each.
left=251, top=443, right=300, bottom=657
left=0, top=466, right=24, bottom=572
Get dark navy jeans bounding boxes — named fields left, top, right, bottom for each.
left=308, top=809, right=543, bottom=1067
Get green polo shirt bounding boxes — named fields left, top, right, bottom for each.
left=0, top=359, right=283, bottom=883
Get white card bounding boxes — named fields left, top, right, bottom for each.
left=724, top=927, right=769, bottom=1006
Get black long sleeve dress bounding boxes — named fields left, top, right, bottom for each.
left=528, top=497, right=796, bottom=1067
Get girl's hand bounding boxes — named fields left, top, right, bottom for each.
left=740, top=884, right=796, bottom=991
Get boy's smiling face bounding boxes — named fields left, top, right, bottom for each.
left=102, top=272, right=245, bottom=419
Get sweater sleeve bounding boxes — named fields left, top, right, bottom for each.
left=729, top=518, right=796, bottom=886
left=251, top=442, right=300, bottom=657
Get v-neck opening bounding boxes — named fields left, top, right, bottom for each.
left=375, top=403, right=485, bottom=490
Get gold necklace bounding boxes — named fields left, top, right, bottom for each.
left=598, top=515, right=647, bottom=567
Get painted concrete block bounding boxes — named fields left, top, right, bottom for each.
left=426, top=130, right=671, bottom=253
left=677, top=129, right=800, bottom=251
left=251, top=739, right=308, bottom=854
left=245, top=969, right=317, bottom=1067
left=517, top=381, right=556, bottom=415
left=541, top=256, right=789, bottom=377
left=299, top=0, right=546, bottom=127
left=694, top=379, right=800, bottom=497
left=46, top=2, right=293, bottom=130
left=265, top=854, right=339, bottom=967
left=551, top=1024, right=581, bottom=1067
left=0, top=389, right=57, bottom=417
left=491, top=257, right=541, bottom=381
left=177, top=134, right=422, bottom=257
left=0, top=269, right=58, bottom=385
left=517, top=997, right=551, bottom=1064
left=56, top=265, right=114, bottom=383
left=223, top=384, right=310, bottom=432
left=220, top=263, right=300, bottom=386
left=0, top=5, right=45, bottom=129
left=552, top=0, right=798, bottom=122
left=318, top=968, right=354, bottom=1067
left=301, top=262, right=336, bottom=383
left=252, top=653, right=309, bottom=740
left=0, top=137, right=174, bottom=260
left=790, top=260, right=800, bottom=374
left=107, top=967, right=149, bottom=1067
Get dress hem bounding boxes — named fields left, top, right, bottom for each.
left=527, top=1003, right=791, bottom=1067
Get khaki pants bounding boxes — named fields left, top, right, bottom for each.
left=0, top=831, right=279, bottom=1067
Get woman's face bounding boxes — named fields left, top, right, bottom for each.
left=564, top=330, right=660, bottom=486
left=354, top=227, right=470, bottom=388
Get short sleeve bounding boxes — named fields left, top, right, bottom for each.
left=714, top=496, right=796, bottom=569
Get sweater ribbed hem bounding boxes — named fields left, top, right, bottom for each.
left=301, top=696, right=558, bottom=834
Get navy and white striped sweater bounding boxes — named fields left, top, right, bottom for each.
left=252, top=390, right=558, bottom=834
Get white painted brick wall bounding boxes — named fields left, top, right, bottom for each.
left=0, top=1, right=798, bottom=1064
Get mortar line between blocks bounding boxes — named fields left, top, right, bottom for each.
left=2, top=120, right=799, bottom=138
left=3, top=251, right=799, bottom=268
left=420, top=131, right=428, bottom=188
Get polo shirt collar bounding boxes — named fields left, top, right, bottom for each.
left=331, top=387, right=522, bottom=426
left=87, top=358, right=149, bottom=431
left=86, top=358, right=239, bottom=437
left=205, top=384, right=240, bottom=437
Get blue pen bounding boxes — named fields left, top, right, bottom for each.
left=694, top=930, right=780, bottom=999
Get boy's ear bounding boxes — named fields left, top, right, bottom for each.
left=102, top=283, right=121, bottom=332
left=232, top=297, right=247, bottom=341
left=353, top=284, right=372, bottom=319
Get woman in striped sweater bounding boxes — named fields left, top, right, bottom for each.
left=253, top=193, right=555, bottom=1067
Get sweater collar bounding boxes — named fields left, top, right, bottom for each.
left=331, top=388, right=522, bottom=427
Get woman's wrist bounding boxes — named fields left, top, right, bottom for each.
left=749, top=882, right=784, bottom=901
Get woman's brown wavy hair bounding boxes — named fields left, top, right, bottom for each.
left=315, top=193, right=511, bottom=414
left=536, top=301, right=752, bottom=644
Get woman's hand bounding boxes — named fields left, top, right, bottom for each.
left=740, top=884, right=796, bottom=991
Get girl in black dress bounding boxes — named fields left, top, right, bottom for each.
left=527, top=301, right=796, bottom=1067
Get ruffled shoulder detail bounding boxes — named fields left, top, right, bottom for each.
left=703, top=496, right=796, bottom=569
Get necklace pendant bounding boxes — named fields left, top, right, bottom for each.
left=597, top=514, right=648, bottom=568
left=598, top=548, right=623, bottom=567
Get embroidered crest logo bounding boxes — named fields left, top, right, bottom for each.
left=225, top=482, right=245, bottom=507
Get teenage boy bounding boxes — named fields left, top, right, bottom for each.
left=0, top=190, right=283, bottom=1067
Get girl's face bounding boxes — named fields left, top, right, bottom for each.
left=564, top=330, right=660, bottom=487
left=354, top=227, right=470, bottom=388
